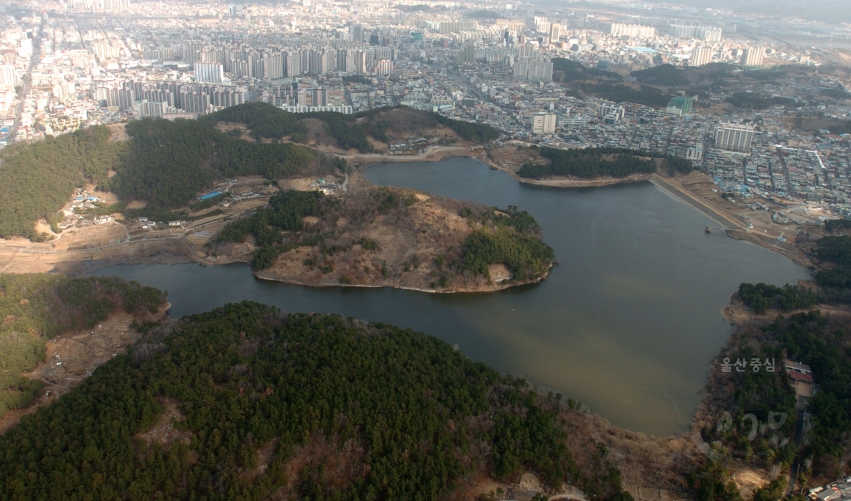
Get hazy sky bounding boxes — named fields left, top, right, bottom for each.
left=643, top=0, right=851, bottom=24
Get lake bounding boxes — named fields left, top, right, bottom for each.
left=96, top=158, right=810, bottom=436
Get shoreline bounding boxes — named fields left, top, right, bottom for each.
left=2, top=230, right=554, bottom=295
left=2, top=152, right=823, bottom=491
left=648, top=174, right=744, bottom=230
left=2, top=152, right=813, bottom=281
left=648, top=173, right=814, bottom=269
left=253, top=263, right=553, bottom=294
left=477, top=153, right=652, bottom=188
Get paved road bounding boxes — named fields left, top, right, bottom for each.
left=786, top=408, right=807, bottom=496
left=341, top=145, right=468, bottom=162
left=8, top=15, right=44, bottom=144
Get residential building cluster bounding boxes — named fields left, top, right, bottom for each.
left=0, top=0, right=849, bottom=219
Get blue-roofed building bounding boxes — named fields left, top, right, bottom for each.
left=199, top=191, right=222, bottom=201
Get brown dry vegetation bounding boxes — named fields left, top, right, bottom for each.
left=0, top=304, right=169, bottom=434
left=564, top=410, right=698, bottom=491
left=301, top=118, right=345, bottom=152
left=136, top=397, right=192, bottom=447
left=266, top=434, right=366, bottom=500
left=258, top=185, right=481, bottom=291
left=489, top=145, right=546, bottom=172
left=251, top=176, right=548, bottom=293
left=358, top=107, right=463, bottom=144
left=108, top=123, right=129, bottom=142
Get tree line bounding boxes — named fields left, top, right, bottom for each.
left=551, top=58, right=622, bottom=84
left=699, top=310, right=851, bottom=485
left=217, top=188, right=555, bottom=287
left=430, top=112, right=501, bottom=143
left=0, top=301, right=633, bottom=501
left=217, top=190, right=326, bottom=269
left=824, top=219, right=851, bottom=233
left=725, top=92, right=796, bottom=110
left=811, top=235, right=851, bottom=303
left=772, top=311, right=851, bottom=474
left=203, top=103, right=501, bottom=154
left=581, top=82, right=673, bottom=109
left=199, top=101, right=306, bottom=140
left=2, top=102, right=501, bottom=240
left=457, top=206, right=554, bottom=282
left=631, top=64, right=692, bottom=87
left=518, top=147, right=693, bottom=179
left=0, top=274, right=167, bottom=418
left=737, top=282, right=817, bottom=314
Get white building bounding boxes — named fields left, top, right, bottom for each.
left=279, top=104, right=353, bottom=114
left=610, top=23, right=656, bottom=39
left=514, top=59, right=553, bottom=82
left=0, top=65, right=18, bottom=87
left=690, top=46, right=713, bottom=67
left=696, top=26, right=723, bottom=42
left=194, top=62, right=224, bottom=83
left=532, top=113, right=557, bottom=134
left=741, top=47, right=764, bottom=67
left=549, top=23, right=561, bottom=45
left=715, top=123, right=755, bottom=152
left=597, top=101, right=625, bottom=122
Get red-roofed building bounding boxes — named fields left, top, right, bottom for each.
left=789, top=371, right=814, bottom=384
left=785, top=359, right=816, bottom=398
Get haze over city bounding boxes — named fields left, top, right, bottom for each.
left=0, top=0, right=849, bottom=500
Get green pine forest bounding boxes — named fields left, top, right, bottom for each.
left=0, top=126, right=125, bottom=240
left=107, top=117, right=317, bottom=208
left=0, top=274, right=167, bottom=418
left=739, top=234, right=851, bottom=308
left=0, top=103, right=501, bottom=240
left=201, top=103, right=500, bottom=150
left=696, top=310, right=851, bottom=494
left=0, top=301, right=631, bottom=501
left=518, top=147, right=693, bottom=179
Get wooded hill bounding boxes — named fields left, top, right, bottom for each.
left=518, top=147, right=693, bottom=179
left=0, top=126, right=125, bottom=240
left=215, top=188, right=554, bottom=289
left=697, top=310, right=851, bottom=489
left=0, top=104, right=501, bottom=240
left=202, top=102, right=501, bottom=152
left=107, top=118, right=318, bottom=208
left=552, top=62, right=815, bottom=110
left=0, top=274, right=167, bottom=418
left=551, top=58, right=622, bottom=84
left=798, top=235, right=851, bottom=304
left=0, top=301, right=632, bottom=501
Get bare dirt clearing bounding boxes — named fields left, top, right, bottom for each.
left=0, top=304, right=169, bottom=435
left=136, top=397, right=192, bottom=447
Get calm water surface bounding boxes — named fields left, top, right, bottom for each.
left=96, top=158, right=810, bottom=436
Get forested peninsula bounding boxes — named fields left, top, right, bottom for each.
left=517, top=147, right=694, bottom=179
left=213, top=188, right=555, bottom=292
left=0, top=301, right=631, bottom=501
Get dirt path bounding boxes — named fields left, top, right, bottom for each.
left=343, top=146, right=473, bottom=164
